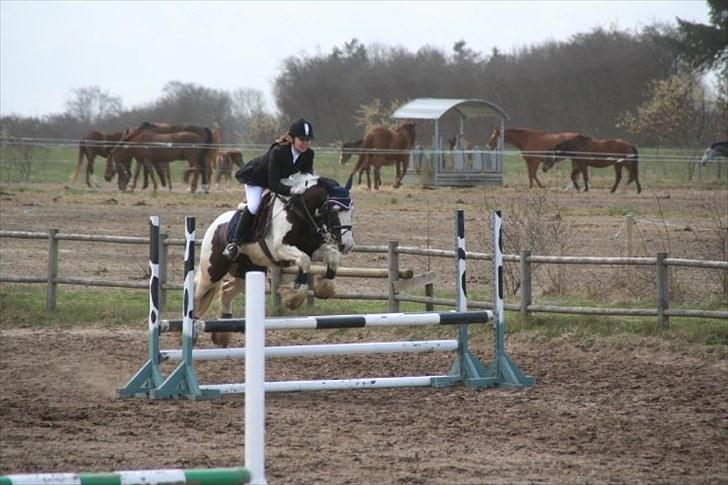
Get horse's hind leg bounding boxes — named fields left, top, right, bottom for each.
left=212, top=277, right=244, bottom=348
left=570, top=167, right=581, bottom=191
left=610, top=164, right=623, bottom=193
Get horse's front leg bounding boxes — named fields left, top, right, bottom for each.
left=570, top=166, right=581, bottom=191
left=273, top=245, right=311, bottom=310
left=311, top=244, right=340, bottom=299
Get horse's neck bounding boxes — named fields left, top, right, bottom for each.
left=503, top=129, right=538, bottom=149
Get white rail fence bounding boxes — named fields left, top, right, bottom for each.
left=0, top=228, right=726, bottom=329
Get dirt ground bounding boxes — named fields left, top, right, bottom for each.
left=1, top=180, right=727, bottom=484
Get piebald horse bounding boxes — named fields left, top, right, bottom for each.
left=195, top=174, right=355, bottom=347
left=543, top=135, right=641, bottom=193
left=487, top=127, right=581, bottom=188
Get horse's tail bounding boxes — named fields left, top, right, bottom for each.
left=626, top=145, right=641, bottom=194
left=70, top=142, right=85, bottom=182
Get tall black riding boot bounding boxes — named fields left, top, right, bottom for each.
left=223, top=208, right=255, bottom=260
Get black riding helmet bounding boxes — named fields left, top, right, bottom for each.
left=289, top=118, right=314, bottom=140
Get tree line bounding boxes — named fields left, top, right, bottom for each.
left=1, top=1, right=726, bottom=149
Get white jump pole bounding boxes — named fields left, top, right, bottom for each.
left=245, top=271, right=266, bottom=485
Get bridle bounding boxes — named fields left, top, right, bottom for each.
left=285, top=190, right=353, bottom=246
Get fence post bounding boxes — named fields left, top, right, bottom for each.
left=657, top=252, right=670, bottom=330
left=425, top=282, right=434, bottom=311
left=624, top=213, right=634, bottom=257
left=520, top=250, right=531, bottom=320
left=46, top=229, right=58, bottom=312
left=388, top=241, right=400, bottom=312
left=158, top=232, right=168, bottom=311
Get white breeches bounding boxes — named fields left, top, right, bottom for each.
left=245, top=184, right=264, bottom=215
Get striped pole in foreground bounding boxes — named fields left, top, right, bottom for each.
left=0, top=467, right=250, bottom=485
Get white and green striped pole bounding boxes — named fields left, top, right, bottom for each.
left=0, top=467, right=250, bottom=485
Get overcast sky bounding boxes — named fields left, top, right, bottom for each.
left=0, top=0, right=710, bottom=118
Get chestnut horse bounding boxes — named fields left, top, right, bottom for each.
left=348, top=122, right=416, bottom=190
left=338, top=138, right=389, bottom=187
left=487, top=127, right=581, bottom=188
left=212, top=149, right=244, bottom=189
left=122, top=122, right=218, bottom=193
left=70, top=130, right=126, bottom=187
left=104, top=126, right=213, bottom=192
left=543, top=135, right=641, bottom=193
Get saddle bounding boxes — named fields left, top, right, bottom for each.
left=226, top=191, right=279, bottom=244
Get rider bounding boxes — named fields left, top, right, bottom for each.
left=223, top=118, right=315, bottom=260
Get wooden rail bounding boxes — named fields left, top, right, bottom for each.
left=1, top=229, right=726, bottom=328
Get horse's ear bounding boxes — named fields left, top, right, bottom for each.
left=345, top=175, right=353, bottom=190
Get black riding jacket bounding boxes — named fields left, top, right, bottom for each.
left=235, top=142, right=314, bottom=196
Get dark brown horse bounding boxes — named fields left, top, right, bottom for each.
left=348, top=122, right=416, bottom=190
left=543, top=135, right=641, bottom=193
left=105, top=126, right=213, bottom=192
left=487, top=127, right=581, bottom=188
left=70, top=130, right=126, bottom=187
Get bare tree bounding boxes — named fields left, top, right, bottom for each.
left=64, top=86, right=123, bottom=125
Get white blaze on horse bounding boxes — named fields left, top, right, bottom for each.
left=194, top=174, right=354, bottom=347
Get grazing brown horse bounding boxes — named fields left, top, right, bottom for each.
left=211, top=149, right=243, bottom=189
left=70, top=130, right=126, bottom=187
left=543, top=135, right=641, bottom=193
left=487, top=127, right=581, bottom=188
left=115, top=122, right=217, bottom=192
left=348, top=122, right=416, bottom=190
left=104, top=126, right=213, bottom=192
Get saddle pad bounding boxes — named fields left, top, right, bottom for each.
left=225, top=193, right=276, bottom=243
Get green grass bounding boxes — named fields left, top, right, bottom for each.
left=2, top=286, right=725, bottom=358
left=1, top=145, right=726, bottom=189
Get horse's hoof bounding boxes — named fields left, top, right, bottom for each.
left=211, top=331, right=232, bottom=348
left=313, top=276, right=336, bottom=299
left=278, top=284, right=307, bottom=310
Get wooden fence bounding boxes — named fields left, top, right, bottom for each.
left=1, top=229, right=726, bottom=329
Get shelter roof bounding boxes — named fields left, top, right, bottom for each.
left=392, top=98, right=509, bottom=121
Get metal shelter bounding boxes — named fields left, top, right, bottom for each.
left=392, top=98, right=509, bottom=187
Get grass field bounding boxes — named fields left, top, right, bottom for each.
left=1, top=143, right=726, bottom=189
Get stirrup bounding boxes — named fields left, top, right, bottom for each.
left=222, top=242, right=239, bottom=260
